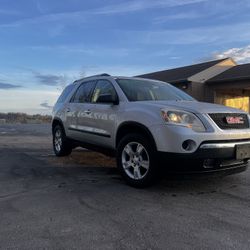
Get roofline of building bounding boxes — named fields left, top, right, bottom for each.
left=168, top=79, right=191, bottom=84
left=207, top=75, right=250, bottom=84
left=136, top=58, right=229, bottom=78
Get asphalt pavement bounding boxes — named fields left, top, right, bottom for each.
left=0, top=124, right=250, bottom=250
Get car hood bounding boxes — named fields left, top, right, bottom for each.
left=138, top=100, right=246, bottom=114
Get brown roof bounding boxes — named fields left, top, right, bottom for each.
left=136, top=58, right=227, bottom=83
left=207, top=63, right=250, bottom=83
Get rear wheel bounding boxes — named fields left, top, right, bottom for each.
left=53, top=125, right=72, bottom=156
left=117, top=134, right=158, bottom=188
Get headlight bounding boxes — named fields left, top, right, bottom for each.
left=161, top=109, right=206, bottom=132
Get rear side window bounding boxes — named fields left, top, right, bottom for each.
left=71, top=81, right=95, bottom=103
left=56, top=84, right=75, bottom=103
left=91, top=80, right=117, bottom=103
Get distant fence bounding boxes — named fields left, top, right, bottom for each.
left=0, top=119, right=6, bottom=124
left=0, top=113, right=52, bottom=124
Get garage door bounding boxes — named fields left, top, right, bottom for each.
left=215, top=92, right=249, bottom=113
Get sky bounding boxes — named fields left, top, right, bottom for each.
left=1, top=0, right=250, bottom=114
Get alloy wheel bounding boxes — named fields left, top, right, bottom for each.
left=54, top=129, right=62, bottom=152
left=121, top=142, right=150, bottom=180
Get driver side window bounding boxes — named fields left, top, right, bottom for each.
left=91, top=80, right=117, bottom=103
left=71, top=81, right=95, bottom=103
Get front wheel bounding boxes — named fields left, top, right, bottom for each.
left=117, top=134, right=158, bottom=188
left=53, top=125, right=72, bottom=156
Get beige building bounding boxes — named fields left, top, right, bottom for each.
left=138, top=58, right=250, bottom=113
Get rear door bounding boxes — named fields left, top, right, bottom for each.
left=54, top=84, right=77, bottom=138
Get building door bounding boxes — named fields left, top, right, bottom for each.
left=215, top=90, right=250, bottom=113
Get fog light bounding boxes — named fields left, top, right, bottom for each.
left=182, top=140, right=196, bottom=151
left=203, top=159, right=215, bottom=169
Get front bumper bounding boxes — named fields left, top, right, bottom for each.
left=160, top=139, right=250, bottom=159
left=158, top=139, right=250, bottom=174
left=151, top=124, right=250, bottom=154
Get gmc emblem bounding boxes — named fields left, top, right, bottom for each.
left=225, top=116, right=244, bottom=124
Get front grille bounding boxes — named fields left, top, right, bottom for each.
left=209, top=113, right=249, bottom=129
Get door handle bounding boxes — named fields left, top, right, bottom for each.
left=83, top=110, right=92, bottom=115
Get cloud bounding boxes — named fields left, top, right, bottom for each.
left=152, top=0, right=250, bottom=24
left=35, top=0, right=46, bottom=14
left=34, top=73, right=62, bottom=86
left=153, top=12, right=204, bottom=23
left=0, top=9, right=20, bottom=15
left=121, top=22, right=250, bottom=45
left=33, top=72, right=69, bottom=87
left=0, top=0, right=206, bottom=29
left=40, top=100, right=53, bottom=109
left=213, top=45, right=250, bottom=63
left=29, top=45, right=133, bottom=57
left=0, top=10, right=88, bottom=29
left=0, top=82, right=21, bottom=89
left=93, top=0, right=206, bottom=14
left=83, top=64, right=163, bottom=77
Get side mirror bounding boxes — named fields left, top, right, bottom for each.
left=96, top=94, right=119, bottom=105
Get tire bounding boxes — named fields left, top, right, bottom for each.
left=116, top=133, right=159, bottom=188
left=53, top=125, right=72, bottom=156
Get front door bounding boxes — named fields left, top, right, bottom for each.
left=86, top=79, right=119, bottom=148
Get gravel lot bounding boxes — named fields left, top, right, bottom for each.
left=0, top=123, right=250, bottom=249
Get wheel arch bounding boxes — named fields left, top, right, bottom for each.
left=116, top=121, right=157, bottom=150
left=52, top=118, right=65, bottom=134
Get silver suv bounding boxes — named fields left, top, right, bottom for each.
left=52, top=74, right=250, bottom=187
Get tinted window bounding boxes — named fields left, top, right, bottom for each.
left=56, top=84, right=75, bottom=103
left=71, top=81, right=95, bottom=103
left=92, top=80, right=117, bottom=103
left=116, top=79, right=195, bottom=102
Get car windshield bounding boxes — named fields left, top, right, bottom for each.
left=116, top=78, right=195, bottom=102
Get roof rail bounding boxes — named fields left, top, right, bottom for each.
left=90, top=73, right=110, bottom=77
left=73, top=73, right=111, bottom=84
